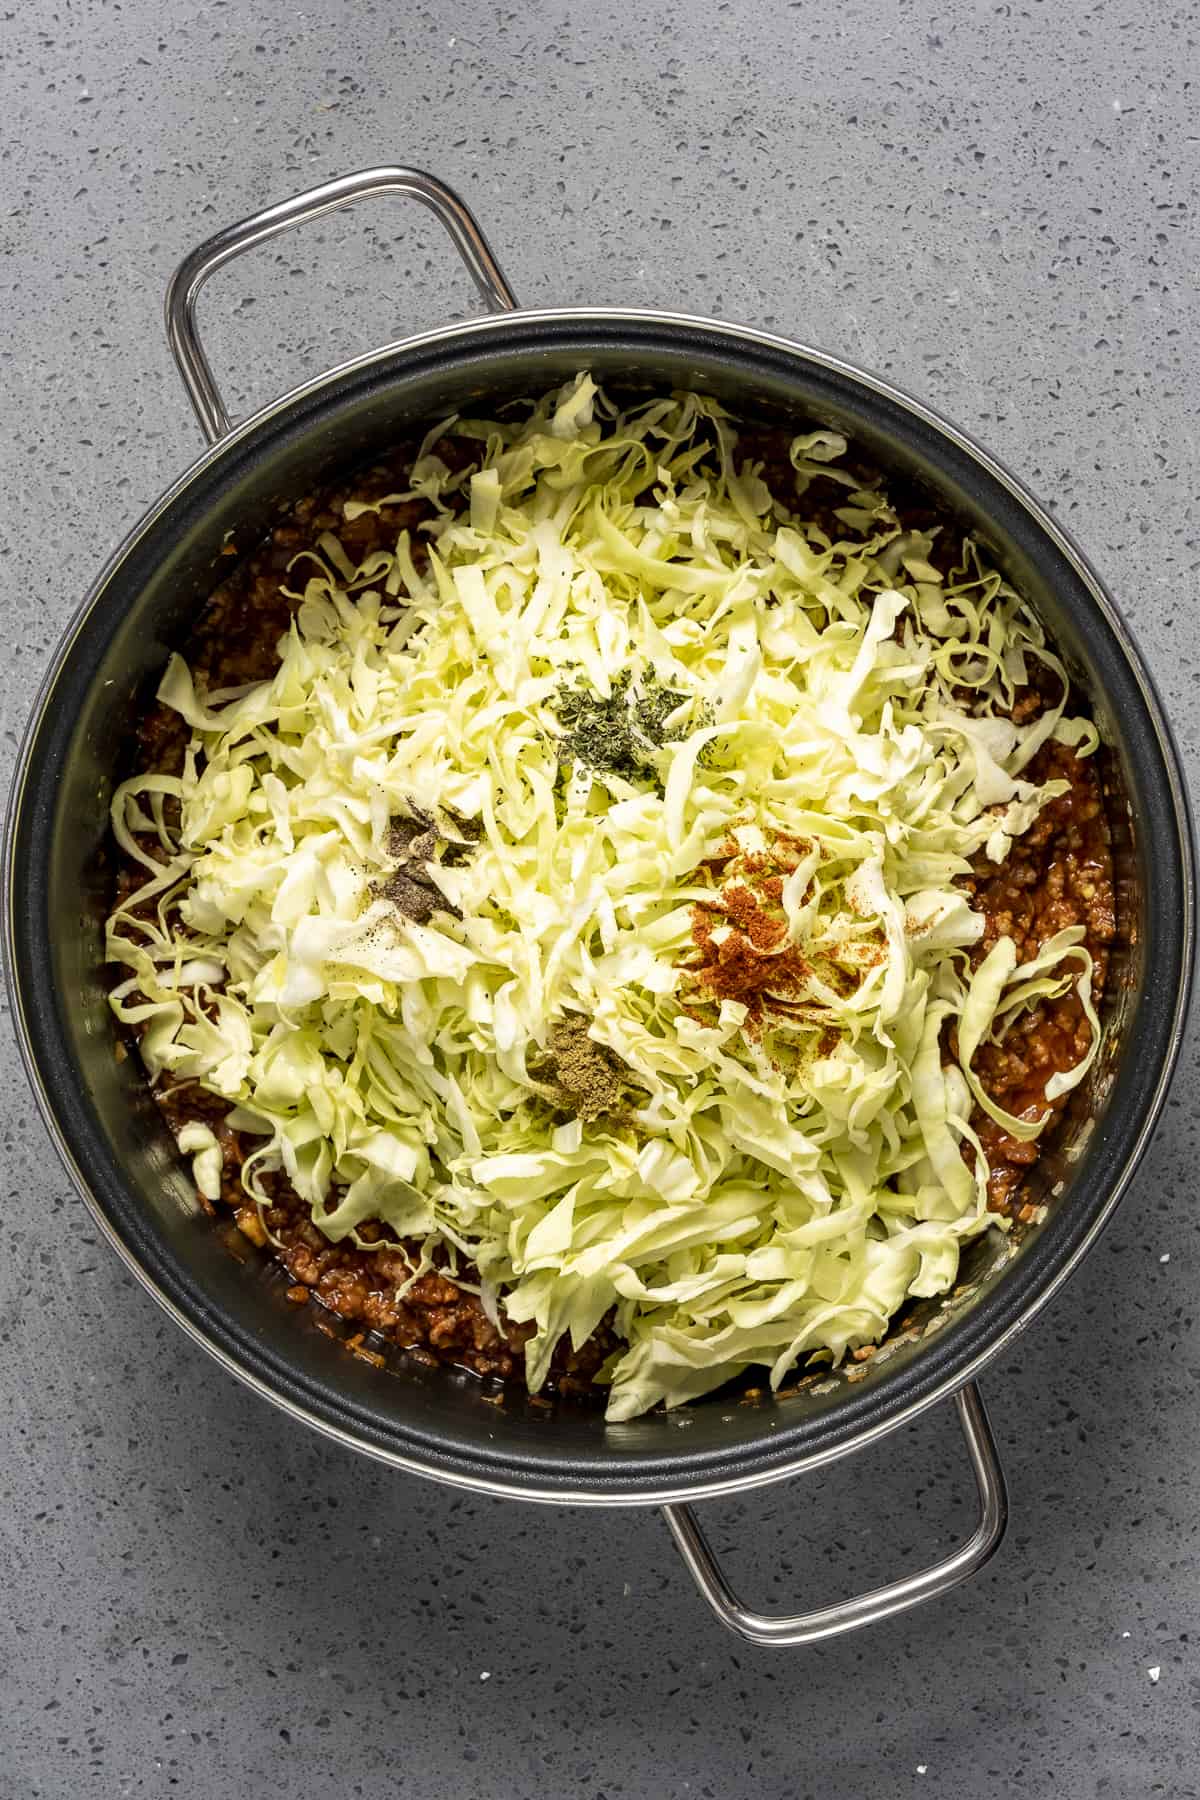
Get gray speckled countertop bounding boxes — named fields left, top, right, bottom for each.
left=2, top=1, right=1198, bottom=1795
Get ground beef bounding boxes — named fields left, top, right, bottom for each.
left=111, top=429, right=1116, bottom=1400
left=158, top=1061, right=615, bottom=1391
left=959, top=736, right=1115, bottom=1212
left=132, top=446, right=439, bottom=778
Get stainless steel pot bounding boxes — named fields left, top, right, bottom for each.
left=5, top=167, right=1194, bottom=1647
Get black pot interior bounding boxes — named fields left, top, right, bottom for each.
left=8, top=315, right=1191, bottom=1499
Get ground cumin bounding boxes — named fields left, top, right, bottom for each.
left=543, top=1016, right=627, bottom=1120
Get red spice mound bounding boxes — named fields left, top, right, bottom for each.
left=685, top=835, right=816, bottom=1031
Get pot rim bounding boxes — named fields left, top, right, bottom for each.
left=5, top=305, right=1195, bottom=1506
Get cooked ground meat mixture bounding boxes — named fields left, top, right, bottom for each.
left=111, top=426, right=1116, bottom=1402
left=153, top=1078, right=615, bottom=1394
left=961, top=735, right=1115, bottom=1210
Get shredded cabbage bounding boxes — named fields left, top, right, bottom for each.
left=107, top=377, right=1102, bottom=1420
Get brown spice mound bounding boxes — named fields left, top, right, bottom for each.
left=542, top=1015, right=628, bottom=1121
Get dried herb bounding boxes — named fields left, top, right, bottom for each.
left=552, top=669, right=690, bottom=787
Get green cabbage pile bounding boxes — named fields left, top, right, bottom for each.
left=107, top=377, right=1101, bottom=1420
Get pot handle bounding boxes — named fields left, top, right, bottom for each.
left=164, top=166, right=518, bottom=445
left=661, top=1381, right=1007, bottom=1647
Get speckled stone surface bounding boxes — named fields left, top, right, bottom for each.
left=1, top=1, right=1198, bottom=1794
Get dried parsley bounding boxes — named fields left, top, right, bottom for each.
left=552, top=669, right=689, bottom=788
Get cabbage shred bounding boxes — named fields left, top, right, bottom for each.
left=107, top=377, right=1102, bottom=1420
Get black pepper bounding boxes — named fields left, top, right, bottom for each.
left=377, top=803, right=478, bottom=924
